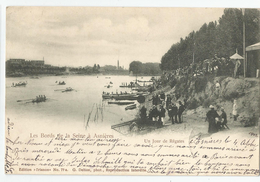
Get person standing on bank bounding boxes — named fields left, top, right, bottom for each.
left=168, top=103, right=174, bottom=124
left=166, top=94, right=172, bottom=110
left=158, top=105, right=166, bottom=125
left=232, top=99, right=238, bottom=122
left=160, top=91, right=165, bottom=102
left=206, top=105, right=219, bottom=133
left=178, top=101, right=185, bottom=123
left=140, top=106, right=147, bottom=124
left=151, top=105, right=159, bottom=121
left=172, top=103, right=178, bottom=124
left=220, top=107, right=229, bottom=129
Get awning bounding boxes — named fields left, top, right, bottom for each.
left=230, top=53, right=244, bottom=60
left=246, top=42, right=260, bottom=51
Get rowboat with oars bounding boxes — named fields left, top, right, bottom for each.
left=62, top=87, right=74, bottom=92
left=11, top=81, right=27, bottom=87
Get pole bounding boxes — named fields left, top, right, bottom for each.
left=192, top=52, right=194, bottom=64
left=242, top=8, right=246, bottom=77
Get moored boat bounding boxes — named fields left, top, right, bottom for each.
left=125, top=104, right=137, bottom=110
left=102, top=93, right=139, bottom=100
left=108, top=101, right=135, bottom=105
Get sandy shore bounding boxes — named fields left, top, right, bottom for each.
left=138, top=85, right=259, bottom=139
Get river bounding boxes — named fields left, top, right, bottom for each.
left=5, top=75, right=153, bottom=134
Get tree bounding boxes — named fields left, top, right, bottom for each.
left=129, top=61, right=143, bottom=75
left=160, top=8, right=260, bottom=71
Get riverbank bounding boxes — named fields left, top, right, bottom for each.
left=136, top=75, right=259, bottom=137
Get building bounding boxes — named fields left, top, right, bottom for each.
left=6, top=59, right=25, bottom=65
left=246, top=42, right=260, bottom=77
left=27, top=60, right=45, bottom=67
left=6, top=58, right=45, bottom=68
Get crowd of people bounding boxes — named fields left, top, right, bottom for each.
left=161, top=54, right=243, bottom=86
left=138, top=91, right=186, bottom=127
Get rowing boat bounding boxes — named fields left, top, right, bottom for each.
left=62, top=87, right=73, bottom=92
left=125, top=104, right=136, bottom=110
left=12, top=82, right=27, bottom=87
left=108, top=101, right=135, bottom=105
left=102, top=93, right=139, bottom=100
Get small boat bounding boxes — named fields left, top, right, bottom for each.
left=12, top=81, right=27, bottom=87
left=132, top=86, right=151, bottom=92
left=106, top=85, right=113, bottom=88
left=125, top=104, right=137, bottom=110
left=137, top=80, right=153, bottom=83
left=62, top=87, right=73, bottom=92
left=102, top=93, right=139, bottom=100
left=108, top=101, right=135, bottom=105
left=32, top=96, right=47, bottom=103
left=32, top=98, right=47, bottom=103
left=119, top=82, right=139, bottom=88
left=30, top=76, right=39, bottom=79
left=58, top=81, right=66, bottom=85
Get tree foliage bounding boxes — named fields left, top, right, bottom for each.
left=160, top=8, right=260, bottom=71
left=129, top=61, right=162, bottom=75
left=129, top=61, right=143, bottom=74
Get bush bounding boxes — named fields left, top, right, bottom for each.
left=194, top=77, right=208, bottom=93
left=187, top=98, right=199, bottom=110
left=222, top=91, right=245, bottom=101
left=202, top=98, right=212, bottom=108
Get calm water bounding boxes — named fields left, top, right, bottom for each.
left=6, top=75, right=152, bottom=134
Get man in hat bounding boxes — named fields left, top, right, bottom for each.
left=220, top=107, right=229, bottom=129
left=171, top=102, right=178, bottom=124
left=140, top=106, right=147, bottom=124
left=166, top=94, right=172, bottom=110
left=158, top=104, right=166, bottom=125
left=160, top=91, right=166, bottom=102
left=178, top=101, right=185, bottom=123
left=150, top=105, right=159, bottom=122
left=206, top=105, right=219, bottom=133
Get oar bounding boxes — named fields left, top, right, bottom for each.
left=17, top=99, right=34, bottom=102
left=54, top=89, right=65, bottom=91
left=47, top=98, right=57, bottom=101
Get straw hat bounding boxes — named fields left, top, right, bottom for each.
left=209, top=105, right=214, bottom=109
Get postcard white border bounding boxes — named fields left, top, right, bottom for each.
left=1, top=0, right=260, bottom=182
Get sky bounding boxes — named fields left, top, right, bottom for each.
left=6, top=7, right=225, bottom=68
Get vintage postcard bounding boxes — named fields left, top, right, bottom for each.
left=4, top=6, right=260, bottom=176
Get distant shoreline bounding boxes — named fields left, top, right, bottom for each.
left=5, top=73, right=162, bottom=78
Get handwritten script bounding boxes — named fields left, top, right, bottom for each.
left=5, top=131, right=259, bottom=175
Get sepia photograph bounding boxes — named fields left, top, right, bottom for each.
left=3, top=4, right=260, bottom=178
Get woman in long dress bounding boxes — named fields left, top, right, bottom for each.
left=206, top=105, right=219, bottom=133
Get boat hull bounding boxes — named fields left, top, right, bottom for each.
left=108, top=101, right=135, bottom=105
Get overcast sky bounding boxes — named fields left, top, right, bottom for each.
left=6, top=7, right=225, bottom=68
